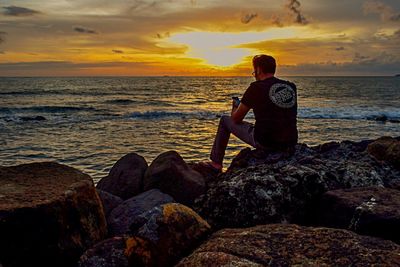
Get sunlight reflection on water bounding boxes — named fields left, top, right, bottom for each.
left=0, top=76, right=399, bottom=182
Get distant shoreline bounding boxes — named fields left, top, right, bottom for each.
left=0, top=75, right=399, bottom=78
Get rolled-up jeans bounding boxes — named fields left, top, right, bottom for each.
left=210, top=115, right=265, bottom=165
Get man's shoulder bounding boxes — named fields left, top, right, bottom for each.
left=273, top=77, right=296, bottom=87
left=246, top=81, right=262, bottom=92
left=250, top=77, right=296, bottom=89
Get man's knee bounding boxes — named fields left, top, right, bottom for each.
left=220, top=115, right=231, bottom=122
left=219, top=115, right=232, bottom=126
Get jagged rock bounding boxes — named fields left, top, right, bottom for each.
left=177, top=252, right=263, bottom=266
left=315, top=186, right=400, bottom=244
left=107, top=189, right=174, bottom=236
left=368, top=136, right=400, bottom=169
left=176, top=224, right=400, bottom=267
left=143, top=151, right=206, bottom=205
left=188, top=162, right=221, bottom=185
left=83, top=203, right=210, bottom=266
left=0, top=162, right=107, bottom=267
left=79, top=237, right=130, bottom=267
left=96, top=153, right=148, bottom=200
left=127, top=203, right=211, bottom=267
left=195, top=139, right=400, bottom=229
left=79, top=236, right=155, bottom=267
left=96, top=190, right=123, bottom=218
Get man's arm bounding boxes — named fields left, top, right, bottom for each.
left=231, top=102, right=251, bottom=124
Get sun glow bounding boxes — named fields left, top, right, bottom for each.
left=164, top=28, right=307, bottom=67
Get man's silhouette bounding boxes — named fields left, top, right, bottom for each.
left=203, top=54, right=298, bottom=172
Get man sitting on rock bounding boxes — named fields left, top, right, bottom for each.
left=202, top=54, right=298, bottom=172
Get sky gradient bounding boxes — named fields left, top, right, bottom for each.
left=0, top=0, right=399, bottom=76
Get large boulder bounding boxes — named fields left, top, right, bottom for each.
left=176, top=224, right=400, bottom=266
left=96, top=190, right=123, bottom=218
left=79, top=236, right=153, bottom=267
left=368, top=136, right=400, bottom=169
left=128, top=203, right=211, bottom=267
left=188, top=162, right=221, bottom=185
left=79, top=237, right=130, bottom=267
left=315, top=186, right=400, bottom=244
left=107, top=189, right=174, bottom=236
left=195, top=139, right=400, bottom=229
left=143, top=151, right=206, bottom=205
left=96, top=153, right=148, bottom=200
left=0, top=162, right=107, bottom=267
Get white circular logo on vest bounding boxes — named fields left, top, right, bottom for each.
left=269, top=83, right=296, bottom=108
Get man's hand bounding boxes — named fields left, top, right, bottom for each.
left=231, top=99, right=239, bottom=112
left=231, top=102, right=250, bottom=123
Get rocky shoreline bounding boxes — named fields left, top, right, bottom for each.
left=0, top=136, right=399, bottom=266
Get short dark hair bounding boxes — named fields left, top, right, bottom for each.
left=252, top=55, right=276, bottom=74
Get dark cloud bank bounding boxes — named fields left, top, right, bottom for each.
left=2, top=5, right=41, bottom=16
left=73, top=26, right=98, bottom=34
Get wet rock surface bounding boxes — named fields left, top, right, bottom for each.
left=79, top=236, right=155, bottom=267
left=4, top=136, right=400, bottom=267
left=0, top=162, right=107, bottom=267
left=368, top=136, right=400, bottom=169
left=128, top=203, right=211, bottom=267
left=177, top=224, right=400, bottom=267
left=107, top=189, right=174, bottom=236
left=79, top=237, right=130, bottom=267
left=188, top=162, right=222, bottom=185
left=195, top=139, right=400, bottom=229
left=143, top=151, right=206, bottom=205
left=315, top=186, right=400, bottom=244
left=96, top=189, right=123, bottom=218
left=96, top=153, right=148, bottom=200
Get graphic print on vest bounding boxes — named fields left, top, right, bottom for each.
left=269, top=83, right=296, bottom=108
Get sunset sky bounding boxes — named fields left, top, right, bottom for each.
left=0, top=0, right=399, bottom=76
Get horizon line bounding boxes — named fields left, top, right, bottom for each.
left=0, top=75, right=399, bottom=78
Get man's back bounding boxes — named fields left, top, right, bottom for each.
left=241, top=76, right=298, bottom=149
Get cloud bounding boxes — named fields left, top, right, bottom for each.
left=129, top=0, right=158, bottom=13
left=2, top=5, right=41, bottom=16
left=352, top=51, right=399, bottom=65
left=112, top=49, right=124, bottom=53
left=391, top=13, right=400, bottom=21
left=241, top=13, right=257, bottom=24
left=2, top=1, right=400, bottom=76
left=270, top=0, right=309, bottom=27
left=335, top=46, right=345, bottom=51
left=395, top=29, right=400, bottom=38
left=73, top=26, right=98, bottom=34
left=286, top=0, right=309, bottom=25
left=363, top=0, right=400, bottom=21
left=353, top=52, right=370, bottom=62
left=156, top=32, right=170, bottom=39
left=0, top=31, right=6, bottom=44
left=0, top=60, right=161, bottom=76
left=280, top=53, right=400, bottom=76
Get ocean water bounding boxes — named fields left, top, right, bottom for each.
left=0, top=76, right=399, bottom=182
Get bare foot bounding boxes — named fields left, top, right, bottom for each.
left=199, top=161, right=223, bottom=172
left=209, top=161, right=222, bottom=170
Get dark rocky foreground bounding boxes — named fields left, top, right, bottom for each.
left=177, top=224, right=400, bottom=266
left=0, top=162, right=107, bottom=267
left=0, top=136, right=399, bottom=267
